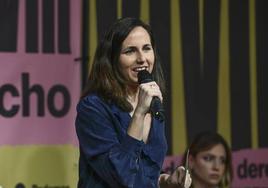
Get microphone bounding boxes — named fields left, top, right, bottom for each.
left=137, top=70, right=165, bottom=122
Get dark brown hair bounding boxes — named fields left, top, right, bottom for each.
left=81, top=17, right=165, bottom=112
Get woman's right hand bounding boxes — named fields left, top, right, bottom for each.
left=135, top=81, right=162, bottom=116
left=158, top=166, right=192, bottom=188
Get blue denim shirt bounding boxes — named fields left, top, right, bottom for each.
left=75, top=94, right=168, bottom=188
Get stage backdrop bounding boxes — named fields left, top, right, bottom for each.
left=82, top=0, right=268, bottom=187
left=1, top=0, right=268, bottom=188
left=0, top=0, right=81, bottom=187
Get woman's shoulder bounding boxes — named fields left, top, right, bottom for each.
left=82, top=93, right=102, bottom=102
left=77, top=94, right=107, bottom=111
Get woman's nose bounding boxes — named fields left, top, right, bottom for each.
left=212, top=159, right=221, bottom=170
left=137, top=52, right=146, bottom=63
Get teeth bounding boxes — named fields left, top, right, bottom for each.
left=134, top=67, right=147, bottom=72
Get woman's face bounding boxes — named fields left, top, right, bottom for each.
left=119, top=26, right=155, bottom=86
left=190, top=144, right=226, bottom=187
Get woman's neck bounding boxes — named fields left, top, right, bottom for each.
left=126, top=85, right=139, bottom=115
left=126, top=85, right=139, bottom=101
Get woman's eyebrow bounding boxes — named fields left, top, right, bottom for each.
left=122, top=46, right=136, bottom=50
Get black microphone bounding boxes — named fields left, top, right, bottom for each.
left=137, top=70, right=165, bottom=122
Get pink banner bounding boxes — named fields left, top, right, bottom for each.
left=0, top=0, right=81, bottom=146
left=232, top=148, right=268, bottom=187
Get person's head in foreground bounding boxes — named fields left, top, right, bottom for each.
left=82, top=17, right=165, bottom=110
left=182, top=131, right=233, bottom=188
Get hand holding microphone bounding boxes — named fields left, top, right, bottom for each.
left=137, top=70, right=165, bottom=122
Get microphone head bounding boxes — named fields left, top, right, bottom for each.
left=137, top=70, right=153, bottom=84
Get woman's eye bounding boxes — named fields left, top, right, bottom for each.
left=143, top=46, right=152, bottom=51
left=124, top=49, right=134, bottom=54
left=203, top=155, right=213, bottom=161
left=122, top=48, right=135, bottom=55
left=220, top=157, right=226, bottom=164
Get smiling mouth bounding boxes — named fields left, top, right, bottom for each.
left=133, top=66, right=148, bottom=72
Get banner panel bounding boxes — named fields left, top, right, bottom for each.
left=0, top=146, right=78, bottom=187
left=0, top=0, right=81, bottom=187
